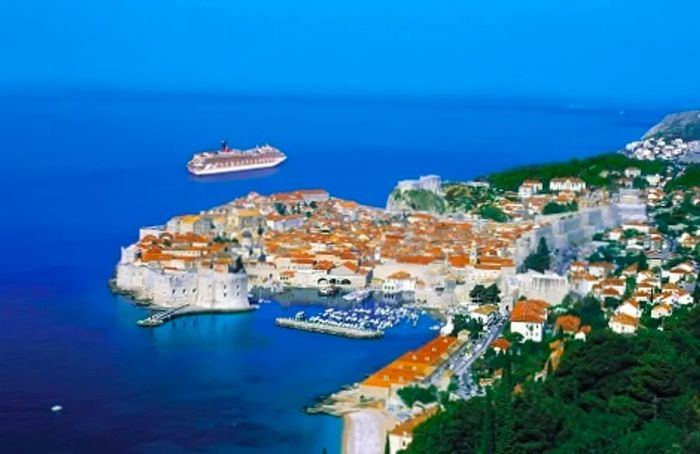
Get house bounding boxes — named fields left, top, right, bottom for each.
left=554, top=314, right=581, bottom=335
left=388, top=407, right=440, bottom=454
left=574, top=325, right=592, bottom=341
left=265, top=213, right=305, bottom=231
left=469, top=304, right=499, bottom=325
left=335, top=200, right=360, bottom=220
left=589, top=262, right=614, bottom=278
left=663, top=266, right=693, bottom=284
left=518, top=180, right=543, bottom=199
left=651, top=303, right=672, bottom=319
left=624, top=167, right=641, bottom=179
left=490, top=337, right=512, bottom=353
left=510, top=299, right=549, bottom=342
left=617, top=299, right=641, bottom=318
left=609, top=313, right=639, bottom=334
left=549, top=177, right=586, bottom=193
left=600, top=277, right=627, bottom=296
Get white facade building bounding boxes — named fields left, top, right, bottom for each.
left=115, top=246, right=250, bottom=310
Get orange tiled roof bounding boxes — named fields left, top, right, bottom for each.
left=555, top=315, right=581, bottom=333
left=491, top=337, right=512, bottom=351
left=511, top=299, right=549, bottom=324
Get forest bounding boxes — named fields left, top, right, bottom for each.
left=401, top=305, right=700, bottom=453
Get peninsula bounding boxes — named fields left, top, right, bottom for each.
left=111, top=110, right=700, bottom=454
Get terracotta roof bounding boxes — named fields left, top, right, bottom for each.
left=511, top=300, right=549, bottom=324
left=390, top=407, right=440, bottom=436
left=611, top=313, right=639, bottom=327
left=491, top=337, right=512, bottom=351
left=387, top=271, right=412, bottom=280
left=555, top=315, right=581, bottom=333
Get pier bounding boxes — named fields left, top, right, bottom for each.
left=137, top=304, right=190, bottom=327
left=275, top=317, right=384, bottom=339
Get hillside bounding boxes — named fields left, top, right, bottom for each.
left=485, top=153, right=667, bottom=191
left=643, top=111, right=700, bottom=141
left=387, top=188, right=447, bottom=214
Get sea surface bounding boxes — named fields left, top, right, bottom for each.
left=0, top=91, right=665, bottom=452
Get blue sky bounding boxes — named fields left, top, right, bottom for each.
left=1, top=0, right=699, bottom=103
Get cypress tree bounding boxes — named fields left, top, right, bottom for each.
left=494, top=381, right=515, bottom=454
left=480, top=390, right=495, bottom=454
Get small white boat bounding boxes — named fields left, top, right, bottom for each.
left=51, top=405, right=63, bottom=412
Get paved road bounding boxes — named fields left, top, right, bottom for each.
left=426, top=316, right=507, bottom=399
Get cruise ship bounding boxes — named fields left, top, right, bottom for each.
left=187, top=141, right=287, bottom=176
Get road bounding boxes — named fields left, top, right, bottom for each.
left=424, top=315, right=507, bottom=399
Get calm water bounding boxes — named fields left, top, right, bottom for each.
left=0, top=92, right=663, bottom=452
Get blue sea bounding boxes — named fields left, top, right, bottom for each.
left=0, top=91, right=665, bottom=452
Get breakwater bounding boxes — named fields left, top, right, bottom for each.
left=275, top=317, right=384, bottom=339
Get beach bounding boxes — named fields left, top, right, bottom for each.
left=343, top=410, right=389, bottom=454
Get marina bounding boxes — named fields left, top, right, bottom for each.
left=274, top=302, right=426, bottom=339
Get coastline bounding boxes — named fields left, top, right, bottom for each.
left=109, top=278, right=257, bottom=325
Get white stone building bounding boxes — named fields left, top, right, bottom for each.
left=115, top=246, right=249, bottom=310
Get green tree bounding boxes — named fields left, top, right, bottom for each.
left=479, top=205, right=509, bottom=222
left=397, top=385, right=438, bottom=408
left=523, top=238, right=551, bottom=273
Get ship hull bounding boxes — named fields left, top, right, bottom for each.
left=188, top=156, right=287, bottom=176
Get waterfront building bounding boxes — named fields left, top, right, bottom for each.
left=359, top=336, right=460, bottom=400
left=382, top=271, right=417, bottom=296
left=116, top=248, right=249, bottom=310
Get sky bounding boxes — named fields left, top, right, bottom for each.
left=1, top=0, right=699, bottom=104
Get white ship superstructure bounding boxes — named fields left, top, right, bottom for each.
left=187, top=142, right=287, bottom=175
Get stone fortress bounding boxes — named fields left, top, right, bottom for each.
left=115, top=232, right=250, bottom=311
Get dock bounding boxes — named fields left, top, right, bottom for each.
left=136, top=304, right=257, bottom=327
left=137, top=304, right=190, bottom=327
left=275, top=317, right=384, bottom=339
